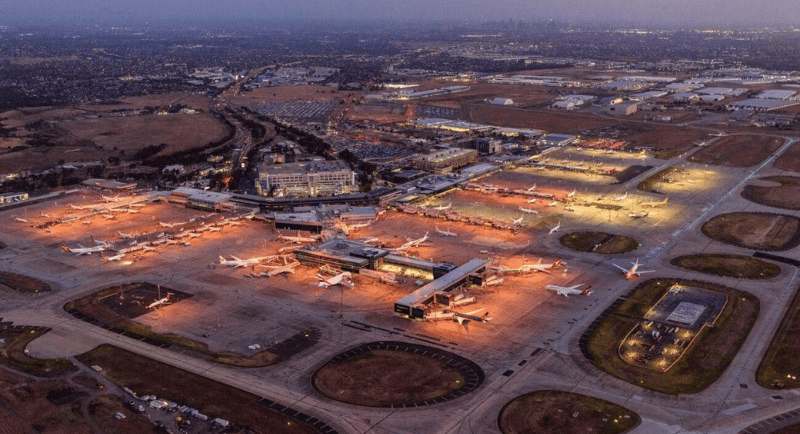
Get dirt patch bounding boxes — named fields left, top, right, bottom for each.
left=560, top=232, right=639, bottom=254
left=0, top=271, right=52, bottom=293
left=775, top=140, right=800, bottom=171
left=469, top=105, right=618, bottom=133
left=689, top=135, right=784, bottom=167
left=701, top=212, right=800, bottom=251
left=671, top=254, right=781, bottom=279
left=742, top=176, right=800, bottom=210
left=78, top=345, right=319, bottom=434
left=585, top=278, right=759, bottom=394
left=623, top=126, right=706, bottom=159
left=757, top=284, right=800, bottom=389
left=498, top=390, right=639, bottom=434
left=312, top=342, right=483, bottom=407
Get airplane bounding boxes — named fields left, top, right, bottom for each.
left=360, top=237, right=379, bottom=244
left=60, top=243, right=109, bottom=255
left=126, top=208, right=139, bottom=214
left=524, top=258, right=563, bottom=275
left=548, top=201, right=558, bottom=207
left=13, top=217, right=27, bottom=223
left=567, top=189, right=577, bottom=199
left=180, top=241, right=191, bottom=246
left=426, top=308, right=492, bottom=331
left=628, top=211, right=649, bottom=219
left=187, top=232, right=202, bottom=238
left=711, top=132, right=728, bottom=137
left=511, top=216, right=524, bottom=226
left=102, top=253, right=125, bottom=262
left=485, top=276, right=503, bottom=286
left=257, top=261, right=300, bottom=277
left=226, top=219, right=242, bottom=226
left=218, top=255, right=265, bottom=268
left=102, top=213, right=116, bottom=219
left=118, top=231, right=134, bottom=239
left=519, top=206, right=538, bottom=214
left=403, top=232, right=430, bottom=248
left=614, top=192, right=628, bottom=201
left=313, top=271, right=354, bottom=289
left=40, top=212, right=51, bottom=218
left=527, top=183, right=537, bottom=192
left=432, top=202, right=452, bottom=211
left=693, top=140, right=709, bottom=147
left=174, top=230, right=191, bottom=239
left=101, top=195, right=121, bottom=202
left=642, top=197, right=669, bottom=208
left=69, top=203, right=87, bottom=210
left=526, top=198, right=537, bottom=204
left=549, top=221, right=561, bottom=234
left=147, top=293, right=172, bottom=309
left=545, top=283, right=593, bottom=297
left=82, top=220, right=92, bottom=225
left=207, top=226, right=222, bottom=232
left=278, top=233, right=317, bottom=244
left=159, top=222, right=175, bottom=228
left=92, top=238, right=113, bottom=248
left=613, top=258, right=656, bottom=279
left=435, top=226, right=457, bottom=237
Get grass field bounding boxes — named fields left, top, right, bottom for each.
left=64, top=284, right=279, bottom=367
left=78, top=345, right=317, bottom=434
left=313, top=349, right=466, bottom=407
left=689, top=135, right=784, bottom=167
left=560, top=231, right=639, bottom=254
left=775, top=141, right=800, bottom=172
left=742, top=176, right=800, bottom=210
left=0, top=328, right=76, bottom=377
left=0, top=271, right=52, bottom=293
left=671, top=254, right=781, bottom=279
left=498, top=390, right=639, bottom=434
left=586, top=279, right=759, bottom=394
left=756, top=284, right=800, bottom=389
left=701, top=212, right=800, bottom=251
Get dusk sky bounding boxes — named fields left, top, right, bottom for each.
left=4, top=0, right=799, bottom=27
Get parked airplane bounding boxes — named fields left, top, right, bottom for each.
left=126, top=208, right=139, bottom=214
left=526, top=198, right=537, bottom=204
left=13, top=217, right=27, bottom=223
left=693, top=140, right=709, bottom=147
left=613, top=258, right=656, bottom=279
left=118, top=231, right=134, bottom=239
left=549, top=221, right=561, bottom=234
left=147, top=293, right=172, bottom=309
left=545, top=283, right=593, bottom=297
left=101, top=195, right=121, bottom=202
left=218, top=256, right=265, bottom=268
left=159, top=222, right=175, bottom=228
left=226, top=219, right=242, bottom=226
left=102, top=253, right=125, bottom=262
left=511, top=216, right=524, bottom=225
left=435, top=226, right=457, bottom=237
left=69, top=203, right=87, bottom=210
left=519, top=206, right=539, bottom=214
left=40, top=212, right=51, bottom=218
left=187, top=232, right=202, bottom=238
left=207, top=226, right=222, bottom=232
left=279, top=233, right=317, bottom=244
left=712, top=132, right=728, bottom=137
left=403, top=232, right=430, bottom=248
left=628, top=211, right=649, bottom=219
left=527, top=183, right=537, bottom=192
left=313, top=271, right=354, bottom=289
left=548, top=201, right=558, bottom=207
left=614, top=192, right=628, bottom=201
left=567, top=189, right=577, bottom=199
left=425, top=309, right=492, bottom=329
left=642, top=197, right=669, bottom=208
left=60, top=243, right=108, bottom=255
left=258, top=261, right=300, bottom=277
left=523, top=258, right=563, bottom=275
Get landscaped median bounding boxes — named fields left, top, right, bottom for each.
left=0, top=327, right=76, bottom=376
left=757, top=284, right=800, bottom=390
left=584, top=278, right=759, bottom=394
left=671, top=254, right=781, bottom=279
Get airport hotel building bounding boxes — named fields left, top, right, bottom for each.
left=256, top=160, right=357, bottom=197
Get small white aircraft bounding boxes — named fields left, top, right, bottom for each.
left=278, top=233, right=317, bottom=244
left=218, top=255, right=265, bottom=268
left=159, top=221, right=175, bottom=228
left=403, top=232, right=430, bottom=248
left=546, top=283, right=593, bottom=297
left=693, top=140, right=709, bottom=147
left=526, top=198, right=537, bottom=204
left=614, top=192, right=628, bottom=202
left=126, top=208, right=139, bottom=214
left=712, top=132, right=728, bottom=137
left=549, top=221, right=561, bottom=234
left=567, top=189, right=577, bottom=199
left=101, top=195, right=121, bottom=202
left=527, top=183, right=537, bottom=192
left=642, top=197, right=669, bottom=208
left=519, top=206, right=538, bottom=214
left=118, top=231, right=134, bottom=239
left=147, top=293, right=172, bottom=309
left=258, top=261, right=300, bottom=277
left=548, top=201, right=558, bottom=207
left=525, top=258, right=563, bottom=275
left=13, top=217, right=27, bottom=223
left=511, top=215, right=524, bottom=226
left=436, top=226, right=457, bottom=237
left=313, top=271, right=354, bottom=289
left=613, top=258, right=656, bottom=279
left=60, top=243, right=108, bottom=255
left=207, top=226, right=222, bottom=232
left=187, top=232, right=202, bottom=238
left=69, top=203, right=87, bottom=210
left=628, top=211, right=649, bottom=219
left=432, top=202, right=452, bottom=211
left=102, top=253, right=125, bottom=262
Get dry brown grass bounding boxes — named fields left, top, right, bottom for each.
left=775, top=142, right=800, bottom=172
left=701, top=212, right=800, bottom=251
left=469, top=105, right=618, bottom=132
left=689, top=135, right=784, bottom=167
left=742, top=176, right=800, bottom=210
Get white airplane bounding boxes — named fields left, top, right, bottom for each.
left=258, top=261, right=300, bottom=277
left=40, top=212, right=51, bottom=218
left=101, top=195, right=121, bottom=202
left=82, top=220, right=92, bottom=225
left=712, top=132, right=728, bottom=137
left=147, top=293, right=172, bottom=309
left=546, top=283, right=593, bottom=297
left=218, top=255, right=265, bottom=268
left=187, top=232, right=202, bottom=238
left=549, top=221, right=561, bottom=234
left=548, top=201, right=558, bottom=207
left=693, top=140, right=709, bottom=147
left=13, top=217, right=27, bottom=223
left=129, top=202, right=146, bottom=207
left=519, top=206, right=539, bottom=214
left=102, top=253, right=125, bottom=262
left=60, top=243, right=108, bottom=255
left=642, top=197, right=669, bottom=208
left=614, top=192, right=628, bottom=201
left=403, top=232, right=430, bottom=248
left=511, top=216, right=524, bottom=226
left=425, top=309, right=491, bottom=328
left=432, top=202, right=452, bottom=211
left=174, top=230, right=191, bottom=239
left=69, top=203, right=87, bottom=210
left=567, top=189, right=576, bottom=199
left=361, top=237, right=379, bottom=244
left=525, top=258, right=563, bottom=275
left=527, top=183, right=537, bottom=192
left=126, top=208, right=139, bottom=214
left=526, top=198, right=537, bottom=204
left=435, top=226, right=457, bottom=237
left=118, top=231, right=134, bottom=239
left=628, top=211, right=649, bottom=219
left=180, top=241, right=191, bottom=246
left=613, top=258, right=656, bottom=279
left=313, top=271, right=354, bottom=289
left=159, top=222, right=175, bottom=228
left=226, top=219, right=242, bottom=226
left=485, top=276, right=503, bottom=286
left=101, top=213, right=116, bottom=219
left=207, top=226, right=222, bottom=232
left=279, top=233, right=317, bottom=244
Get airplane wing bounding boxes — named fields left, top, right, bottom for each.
left=637, top=270, right=656, bottom=274
left=612, top=264, right=627, bottom=272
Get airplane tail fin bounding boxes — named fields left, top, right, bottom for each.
left=219, top=256, right=226, bottom=262
left=552, top=258, right=562, bottom=268
left=102, top=255, right=110, bottom=262
left=60, top=243, right=71, bottom=252
left=580, top=286, right=593, bottom=296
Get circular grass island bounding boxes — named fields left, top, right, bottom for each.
left=742, top=176, right=800, bottom=210
left=701, top=212, right=800, bottom=251
left=671, top=254, right=781, bottom=279
left=560, top=232, right=638, bottom=254
left=312, top=342, right=484, bottom=408
left=0, top=271, right=52, bottom=293
left=498, top=390, right=639, bottom=434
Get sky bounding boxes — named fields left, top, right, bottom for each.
left=4, top=0, right=800, bottom=27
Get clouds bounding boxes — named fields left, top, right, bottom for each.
left=4, top=0, right=798, bottom=26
